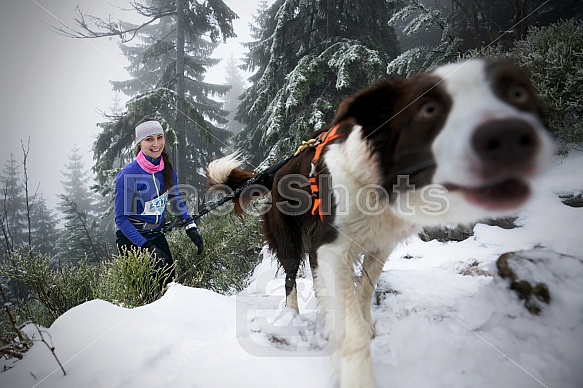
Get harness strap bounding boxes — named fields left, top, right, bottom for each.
left=169, top=127, right=343, bottom=231
left=309, top=124, right=343, bottom=221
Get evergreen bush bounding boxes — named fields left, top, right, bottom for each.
left=168, top=213, right=264, bottom=295
left=512, top=19, right=583, bottom=149
left=0, top=248, right=99, bottom=323
left=15, top=300, right=52, bottom=329
left=0, top=211, right=265, bottom=328
left=95, top=247, right=172, bottom=308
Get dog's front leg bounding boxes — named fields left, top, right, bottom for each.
left=314, top=241, right=377, bottom=388
left=358, top=252, right=389, bottom=338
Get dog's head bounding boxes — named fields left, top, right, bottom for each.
left=331, top=58, right=554, bottom=225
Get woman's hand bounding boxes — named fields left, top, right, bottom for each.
left=185, top=223, right=204, bottom=255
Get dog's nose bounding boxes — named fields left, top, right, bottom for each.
left=472, top=119, right=539, bottom=168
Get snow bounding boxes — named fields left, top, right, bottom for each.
left=2, top=151, right=583, bottom=388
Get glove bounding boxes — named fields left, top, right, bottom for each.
left=185, top=222, right=204, bottom=255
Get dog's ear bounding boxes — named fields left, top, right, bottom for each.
left=332, top=81, right=400, bottom=129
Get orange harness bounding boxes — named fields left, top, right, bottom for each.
left=309, top=124, right=343, bottom=221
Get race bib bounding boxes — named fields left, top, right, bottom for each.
left=141, top=193, right=168, bottom=215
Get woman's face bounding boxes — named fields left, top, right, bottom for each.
left=140, top=133, right=165, bottom=159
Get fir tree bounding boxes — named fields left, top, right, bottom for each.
left=234, top=0, right=400, bottom=167
left=386, top=0, right=583, bottom=76
left=57, top=145, right=96, bottom=216
left=386, top=0, right=462, bottom=77
left=29, top=193, right=58, bottom=257
left=54, top=147, right=108, bottom=264
left=54, top=196, right=108, bottom=264
left=60, top=0, right=238, bottom=191
left=222, top=53, right=246, bottom=135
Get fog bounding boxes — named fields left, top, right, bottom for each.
left=0, top=0, right=261, bottom=210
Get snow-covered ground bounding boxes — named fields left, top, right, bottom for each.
left=1, top=152, right=582, bottom=388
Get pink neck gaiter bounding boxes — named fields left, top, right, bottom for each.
left=136, top=151, right=164, bottom=174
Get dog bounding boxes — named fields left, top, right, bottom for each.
left=206, top=59, right=553, bottom=387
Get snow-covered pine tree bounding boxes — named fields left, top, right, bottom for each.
left=222, top=53, right=246, bottom=135
left=386, top=0, right=462, bottom=77
left=235, top=0, right=400, bottom=168
left=386, top=0, right=583, bottom=77
left=78, top=0, right=237, bottom=191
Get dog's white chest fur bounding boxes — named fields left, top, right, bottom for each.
left=324, top=126, right=418, bottom=253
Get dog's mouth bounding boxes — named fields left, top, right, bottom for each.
left=445, top=178, right=531, bottom=211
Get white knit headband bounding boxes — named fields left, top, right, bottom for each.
left=135, top=120, right=164, bottom=145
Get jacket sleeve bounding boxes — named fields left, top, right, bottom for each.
left=114, top=171, right=148, bottom=247
left=167, top=169, right=192, bottom=222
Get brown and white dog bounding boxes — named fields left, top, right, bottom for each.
left=206, top=59, right=553, bottom=387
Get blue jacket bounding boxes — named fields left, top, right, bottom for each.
left=114, top=156, right=191, bottom=247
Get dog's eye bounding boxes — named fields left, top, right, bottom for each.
left=417, top=101, right=439, bottom=119
left=508, top=85, right=529, bottom=104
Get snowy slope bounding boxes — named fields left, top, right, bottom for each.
left=1, top=152, right=582, bottom=388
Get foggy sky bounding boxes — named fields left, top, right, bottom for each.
left=0, top=0, right=260, bottom=210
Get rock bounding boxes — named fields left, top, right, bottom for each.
left=481, top=216, right=518, bottom=229
left=419, top=217, right=518, bottom=242
left=419, top=224, right=474, bottom=242
left=496, top=250, right=582, bottom=315
left=559, top=194, right=583, bottom=208
left=460, top=260, right=491, bottom=277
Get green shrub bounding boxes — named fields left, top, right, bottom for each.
left=512, top=19, right=583, bottom=148
left=0, top=248, right=99, bottom=323
left=95, top=246, right=173, bottom=308
left=0, top=210, right=265, bottom=327
left=14, top=300, right=52, bottom=328
left=168, top=213, right=264, bottom=295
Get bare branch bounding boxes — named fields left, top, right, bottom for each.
left=21, top=138, right=34, bottom=255
left=49, top=3, right=175, bottom=43
left=33, top=324, right=66, bottom=376
left=0, top=186, right=14, bottom=255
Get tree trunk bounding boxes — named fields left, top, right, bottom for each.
left=325, top=0, right=333, bottom=40
left=175, top=0, right=187, bottom=183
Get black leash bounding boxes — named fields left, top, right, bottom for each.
left=156, top=133, right=329, bottom=234
left=157, top=152, right=300, bottom=234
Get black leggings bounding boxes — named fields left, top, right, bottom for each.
left=115, top=230, right=176, bottom=287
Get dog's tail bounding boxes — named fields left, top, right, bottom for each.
left=206, top=151, right=269, bottom=216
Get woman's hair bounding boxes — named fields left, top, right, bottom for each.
left=135, top=117, right=175, bottom=194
